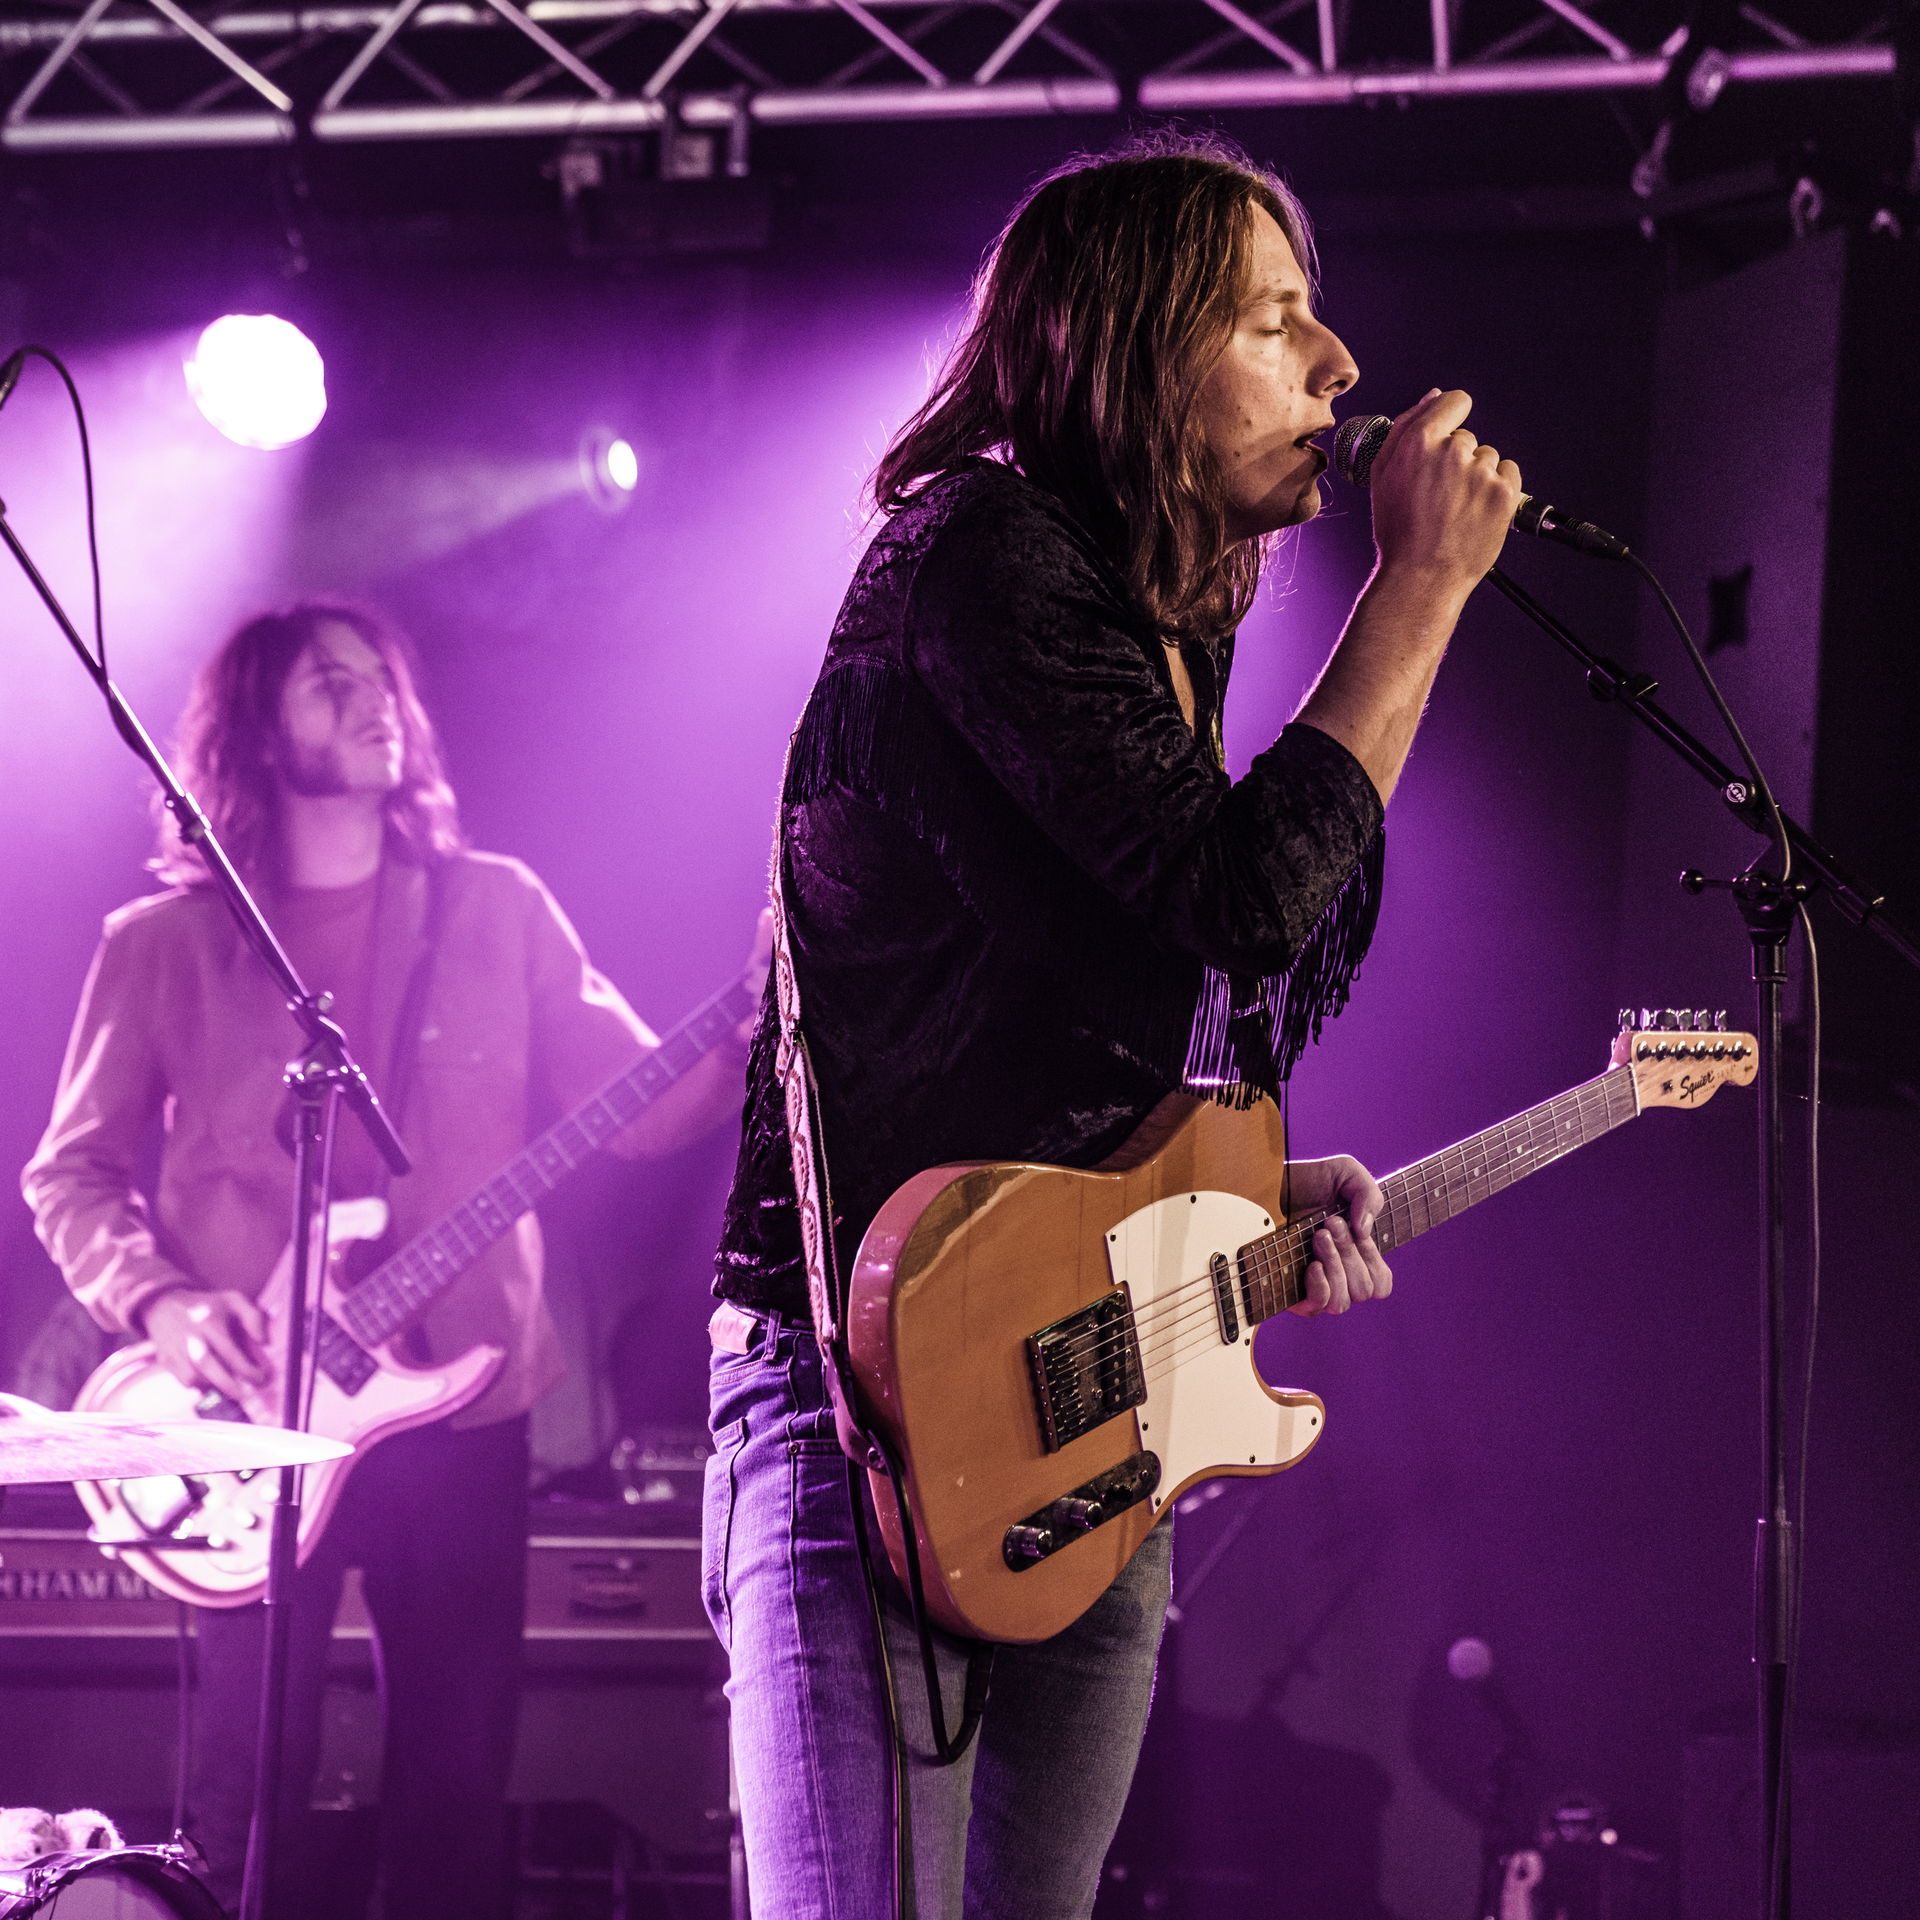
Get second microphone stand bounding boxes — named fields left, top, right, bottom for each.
left=0, top=490, right=410, bottom=1920
left=1484, top=560, right=1918, bottom=1920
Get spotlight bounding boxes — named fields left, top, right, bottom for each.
left=604, top=437, right=639, bottom=492
left=580, top=427, right=641, bottom=512
left=185, top=314, right=327, bottom=450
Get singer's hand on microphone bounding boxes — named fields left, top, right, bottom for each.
left=1366, top=389, right=1522, bottom=595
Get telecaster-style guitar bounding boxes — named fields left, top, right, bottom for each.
left=72, top=972, right=759, bottom=1608
left=847, top=1013, right=1757, bottom=1645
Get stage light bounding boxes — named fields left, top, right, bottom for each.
left=604, top=437, right=639, bottom=492
left=580, top=427, right=641, bottom=512
left=185, top=315, right=327, bottom=451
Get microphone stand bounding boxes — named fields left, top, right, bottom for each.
left=0, top=492, right=410, bottom=1920
left=1483, top=561, right=1920, bottom=1920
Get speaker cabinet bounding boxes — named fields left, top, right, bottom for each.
left=1624, top=230, right=1920, bottom=1102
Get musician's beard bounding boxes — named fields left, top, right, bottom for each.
left=276, top=738, right=401, bottom=799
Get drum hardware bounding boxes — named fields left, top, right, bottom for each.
left=0, top=1393, right=351, bottom=1487
left=0, top=1842, right=224, bottom=1918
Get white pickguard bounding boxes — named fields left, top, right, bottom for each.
left=1104, top=1188, right=1324, bottom=1513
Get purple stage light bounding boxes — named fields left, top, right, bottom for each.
left=185, top=315, right=327, bottom=450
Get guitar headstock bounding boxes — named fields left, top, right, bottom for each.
left=1611, top=1008, right=1758, bottom=1109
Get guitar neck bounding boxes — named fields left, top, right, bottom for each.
left=340, top=975, right=757, bottom=1348
left=1238, top=1064, right=1641, bottom=1324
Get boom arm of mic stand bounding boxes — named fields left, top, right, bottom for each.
left=1484, top=564, right=1920, bottom=972
left=0, top=496, right=410, bottom=1175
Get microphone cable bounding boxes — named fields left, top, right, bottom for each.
left=0, top=345, right=107, bottom=679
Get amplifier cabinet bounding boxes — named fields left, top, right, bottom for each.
left=0, top=1529, right=175, bottom=1636
left=0, top=1527, right=711, bottom=1644
left=0, top=1522, right=726, bottom=1862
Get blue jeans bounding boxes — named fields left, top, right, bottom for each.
left=703, top=1311, right=1172, bottom=1920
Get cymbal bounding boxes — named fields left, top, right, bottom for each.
left=0, top=1392, right=351, bottom=1485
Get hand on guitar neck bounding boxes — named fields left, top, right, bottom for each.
left=141, top=1288, right=272, bottom=1406
left=1283, top=1154, right=1393, bottom=1316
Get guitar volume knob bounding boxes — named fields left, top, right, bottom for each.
left=1050, top=1497, right=1103, bottom=1534
left=1004, top=1525, right=1055, bottom=1563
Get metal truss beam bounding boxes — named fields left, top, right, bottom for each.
left=0, top=0, right=1895, bottom=152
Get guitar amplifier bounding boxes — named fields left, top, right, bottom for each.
left=0, top=1527, right=177, bottom=1637
left=0, top=1494, right=710, bottom=1644
left=0, top=1497, right=726, bottom=1863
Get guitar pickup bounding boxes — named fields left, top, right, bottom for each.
left=315, top=1312, right=379, bottom=1395
left=1003, top=1452, right=1161, bottom=1571
left=1026, top=1290, right=1145, bottom=1453
left=1209, top=1251, right=1240, bottom=1344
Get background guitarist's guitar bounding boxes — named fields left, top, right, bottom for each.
left=848, top=1013, right=1757, bottom=1645
left=72, top=973, right=759, bottom=1608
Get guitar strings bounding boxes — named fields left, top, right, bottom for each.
left=1066, top=1084, right=1630, bottom=1388
left=1127, top=1105, right=1613, bottom=1380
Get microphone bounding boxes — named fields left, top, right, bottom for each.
left=1332, top=412, right=1631, bottom=563
left=1446, top=1635, right=1534, bottom=1748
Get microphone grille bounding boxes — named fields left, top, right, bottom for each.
left=1332, top=414, right=1393, bottom=488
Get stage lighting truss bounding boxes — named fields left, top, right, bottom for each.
left=0, top=0, right=1893, bottom=153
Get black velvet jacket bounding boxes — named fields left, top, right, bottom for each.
left=715, top=461, right=1385, bottom=1319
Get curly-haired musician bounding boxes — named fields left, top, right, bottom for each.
left=24, top=601, right=753, bottom=1920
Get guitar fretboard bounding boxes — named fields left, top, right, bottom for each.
left=1234, top=1065, right=1640, bottom=1323
left=338, top=977, right=757, bottom=1349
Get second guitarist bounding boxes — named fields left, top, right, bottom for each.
left=23, top=600, right=757, bottom=1920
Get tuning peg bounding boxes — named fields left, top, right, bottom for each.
left=1640, top=1007, right=1655, bottom=1031
left=1674, top=1010, right=1693, bottom=1031
left=1692, top=1009, right=1709, bottom=1032
left=1618, top=1008, right=1636, bottom=1032
left=1714, top=1010, right=1728, bottom=1032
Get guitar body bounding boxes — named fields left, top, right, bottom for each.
left=845, top=1016, right=1757, bottom=1647
left=848, top=1093, right=1324, bottom=1646
left=63, top=970, right=759, bottom=1611
left=73, top=1198, right=504, bottom=1608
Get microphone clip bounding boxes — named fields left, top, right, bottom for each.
left=1513, top=495, right=1631, bottom=562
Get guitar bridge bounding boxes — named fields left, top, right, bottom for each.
left=1026, top=1290, right=1145, bottom=1453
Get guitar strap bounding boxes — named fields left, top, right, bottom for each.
left=765, top=824, right=883, bottom=1473
left=766, top=778, right=994, bottom=1796
left=378, top=855, right=450, bottom=1161
left=363, top=858, right=448, bottom=1369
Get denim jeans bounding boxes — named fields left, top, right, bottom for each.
left=191, top=1414, right=529, bottom=1920
left=703, top=1311, right=1171, bottom=1920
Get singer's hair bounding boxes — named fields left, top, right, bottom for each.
left=153, top=599, right=464, bottom=887
left=872, top=130, right=1315, bottom=644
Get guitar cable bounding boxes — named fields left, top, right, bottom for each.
left=791, top=999, right=991, bottom=1920
left=845, top=1455, right=917, bottom=1920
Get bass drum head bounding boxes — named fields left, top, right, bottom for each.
left=0, top=1850, right=225, bottom=1920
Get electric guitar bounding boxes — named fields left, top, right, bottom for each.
left=847, top=1013, right=1757, bottom=1645
left=72, top=972, right=759, bottom=1608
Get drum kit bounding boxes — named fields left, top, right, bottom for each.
left=0, top=1391, right=350, bottom=1918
